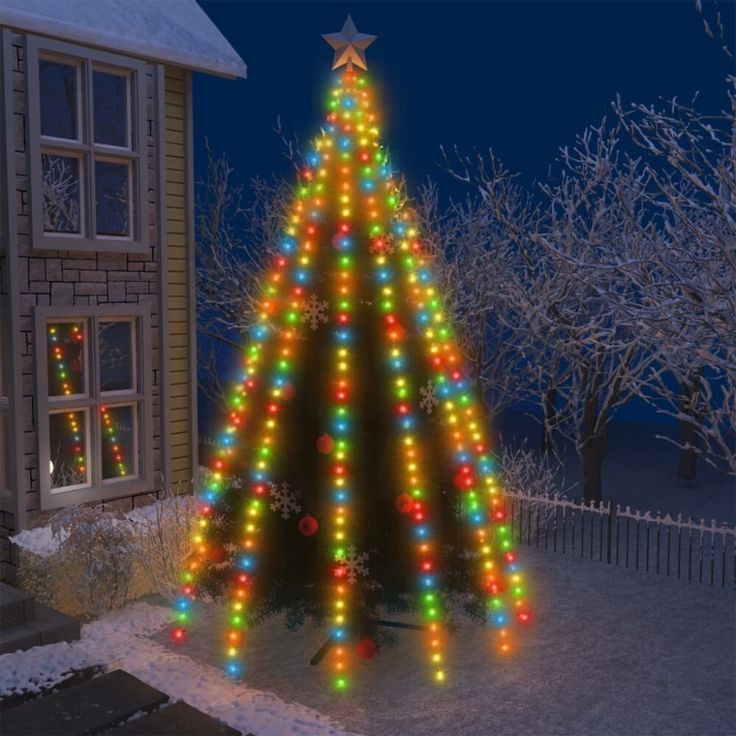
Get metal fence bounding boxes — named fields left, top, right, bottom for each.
left=503, top=490, right=736, bottom=589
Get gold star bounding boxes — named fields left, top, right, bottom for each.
left=322, top=16, right=377, bottom=71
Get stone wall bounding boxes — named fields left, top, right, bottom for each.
left=7, top=31, right=164, bottom=533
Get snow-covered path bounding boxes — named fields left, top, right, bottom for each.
left=2, top=548, right=733, bottom=736
left=0, top=603, right=355, bottom=736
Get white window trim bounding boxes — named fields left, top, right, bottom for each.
left=26, top=35, right=149, bottom=253
left=35, top=304, right=154, bottom=510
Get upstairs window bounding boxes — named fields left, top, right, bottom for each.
left=27, top=37, right=149, bottom=252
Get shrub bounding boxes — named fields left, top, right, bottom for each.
left=50, top=505, right=136, bottom=618
left=127, top=486, right=198, bottom=603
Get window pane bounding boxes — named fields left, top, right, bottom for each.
left=39, top=60, right=78, bottom=140
left=47, top=322, right=86, bottom=397
left=42, top=154, right=81, bottom=234
left=99, top=320, right=134, bottom=393
left=101, top=404, right=137, bottom=480
left=95, top=160, right=131, bottom=236
left=93, top=70, right=129, bottom=147
left=50, top=410, right=89, bottom=490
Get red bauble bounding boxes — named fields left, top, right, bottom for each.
left=453, top=466, right=476, bottom=491
left=316, top=433, right=334, bottom=454
left=395, top=493, right=415, bottom=514
left=281, top=383, right=295, bottom=400
left=356, top=636, right=377, bottom=660
left=208, top=545, right=227, bottom=564
left=298, top=514, right=319, bottom=536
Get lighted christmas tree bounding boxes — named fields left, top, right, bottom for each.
left=174, top=17, right=530, bottom=689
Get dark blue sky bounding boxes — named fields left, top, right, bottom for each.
left=195, top=0, right=734, bottom=193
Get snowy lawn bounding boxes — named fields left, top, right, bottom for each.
left=2, top=549, right=733, bottom=736
left=155, top=548, right=735, bottom=736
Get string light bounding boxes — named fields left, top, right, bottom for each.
left=47, top=324, right=129, bottom=483
left=175, top=64, right=529, bottom=685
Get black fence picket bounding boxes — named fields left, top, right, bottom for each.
left=504, top=492, right=735, bottom=589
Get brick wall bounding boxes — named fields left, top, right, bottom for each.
left=9, top=32, right=164, bottom=525
left=0, top=510, right=18, bottom=582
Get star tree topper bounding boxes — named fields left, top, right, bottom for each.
left=322, top=16, right=377, bottom=71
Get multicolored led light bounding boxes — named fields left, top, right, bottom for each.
left=175, top=65, right=530, bottom=685
left=391, top=221, right=529, bottom=653
left=47, top=324, right=129, bottom=483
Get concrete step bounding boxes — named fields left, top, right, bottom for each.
left=0, top=583, right=35, bottom=631
left=1, top=669, right=169, bottom=736
left=0, top=601, right=80, bottom=654
left=0, top=665, right=103, bottom=713
left=103, top=701, right=242, bottom=735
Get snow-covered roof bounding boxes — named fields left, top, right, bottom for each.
left=0, top=0, right=247, bottom=79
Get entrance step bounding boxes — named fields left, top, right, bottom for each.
left=103, top=701, right=241, bottom=735
left=0, top=600, right=80, bottom=654
left=0, top=583, right=35, bottom=631
left=1, top=669, right=169, bottom=735
left=0, top=665, right=103, bottom=713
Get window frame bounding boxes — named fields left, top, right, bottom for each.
left=26, top=35, right=149, bottom=253
left=35, top=304, right=154, bottom=509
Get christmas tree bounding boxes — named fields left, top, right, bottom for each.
left=174, top=17, right=530, bottom=689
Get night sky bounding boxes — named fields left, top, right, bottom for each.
left=193, top=0, right=734, bottom=428
left=194, top=0, right=734, bottom=193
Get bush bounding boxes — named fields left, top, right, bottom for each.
left=127, top=487, right=198, bottom=603
left=50, top=505, right=136, bottom=618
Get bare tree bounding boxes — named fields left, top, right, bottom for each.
left=443, top=122, right=661, bottom=503
left=415, top=178, right=537, bottom=422
left=195, top=144, right=291, bottom=410
left=613, top=75, right=736, bottom=476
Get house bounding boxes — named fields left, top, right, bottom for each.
left=0, top=0, right=247, bottom=581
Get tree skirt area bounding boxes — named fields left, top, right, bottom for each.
left=2, top=550, right=733, bottom=736
left=160, top=549, right=734, bottom=736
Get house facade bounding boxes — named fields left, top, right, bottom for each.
left=0, top=0, right=246, bottom=580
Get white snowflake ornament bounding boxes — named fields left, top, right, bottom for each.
left=338, top=544, right=370, bottom=584
left=419, top=379, right=439, bottom=414
left=268, top=481, right=302, bottom=519
left=300, top=294, right=329, bottom=330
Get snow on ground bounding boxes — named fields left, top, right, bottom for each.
left=2, top=547, right=733, bottom=736
left=0, top=601, right=355, bottom=736
left=151, top=547, right=735, bottom=736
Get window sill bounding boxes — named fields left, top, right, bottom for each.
left=40, top=475, right=155, bottom=511
left=31, top=238, right=152, bottom=255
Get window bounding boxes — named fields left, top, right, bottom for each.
left=26, top=37, right=148, bottom=252
left=35, top=306, right=153, bottom=509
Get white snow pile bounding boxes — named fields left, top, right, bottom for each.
left=10, top=495, right=193, bottom=558
left=9, top=524, right=61, bottom=558
left=0, top=602, right=358, bottom=736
